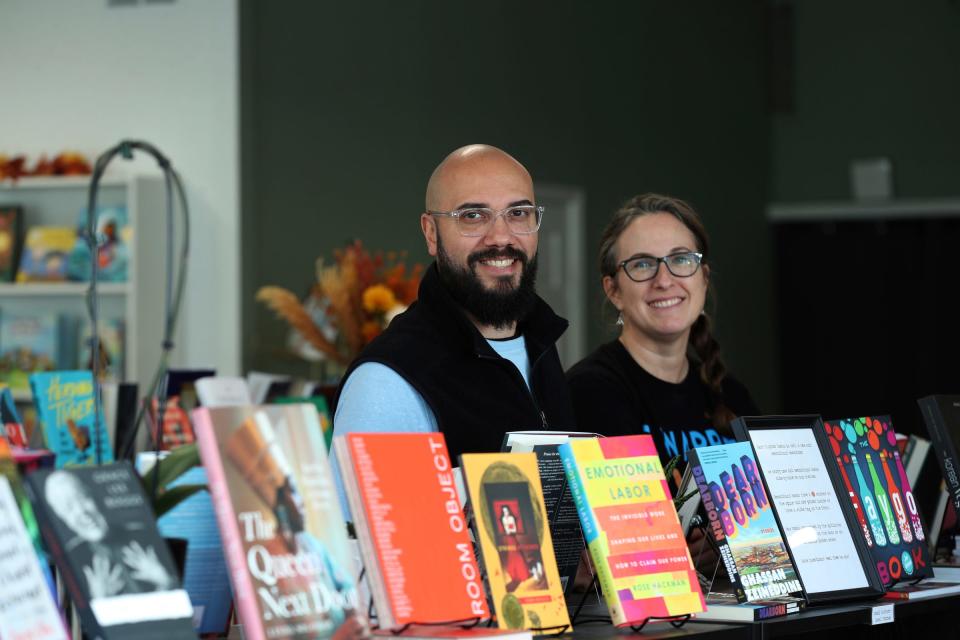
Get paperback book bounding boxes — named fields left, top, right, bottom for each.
left=0, top=205, right=22, bottom=281
left=30, top=370, right=112, bottom=467
left=16, top=226, right=76, bottom=282
left=686, top=441, right=804, bottom=603
left=1, top=384, right=29, bottom=446
left=334, top=432, right=489, bottom=630
left=559, top=435, right=705, bottom=626
left=23, top=462, right=196, bottom=639
left=0, top=438, right=68, bottom=640
left=66, top=206, right=131, bottom=282
left=918, top=396, right=960, bottom=538
left=193, top=404, right=362, bottom=640
left=0, top=313, right=59, bottom=394
left=460, top=452, right=570, bottom=632
left=696, top=592, right=799, bottom=622
left=824, top=415, right=932, bottom=586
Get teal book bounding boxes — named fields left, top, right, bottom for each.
left=29, top=370, right=113, bottom=467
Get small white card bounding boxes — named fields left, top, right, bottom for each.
left=870, top=604, right=894, bottom=625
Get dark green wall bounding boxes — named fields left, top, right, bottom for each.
left=241, top=2, right=776, bottom=410
left=771, top=1, right=960, bottom=201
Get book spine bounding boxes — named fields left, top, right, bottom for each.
left=688, top=451, right=746, bottom=602
left=919, top=398, right=960, bottom=515
left=754, top=602, right=789, bottom=620
left=558, top=444, right=626, bottom=627
left=192, top=408, right=266, bottom=640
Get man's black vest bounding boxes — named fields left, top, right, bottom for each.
left=333, top=263, right=577, bottom=461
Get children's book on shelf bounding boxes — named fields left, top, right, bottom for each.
left=501, top=431, right=600, bottom=594
left=0, top=205, right=23, bottom=281
left=460, top=452, right=570, bottom=633
left=137, top=452, right=232, bottom=635
left=0, top=438, right=69, bottom=640
left=16, top=226, right=77, bottom=282
left=0, top=313, right=60, bottom=394
left=23, top=462, right=196, bottom=640
left=193, top=404, right=362, bottom=640
left=686, top=441, right=804, bottom=603
left=824, top=415, right=933, bottom=588
left=66, top=205, right=131, bottom=282
left=79, top=317, right=125, bottom=381
left=30, top=370, right=113, bottom=467
left=334, top=432, right=490, bottom=630
left=559, top=435, right=705, bottom=626
left=1, top=384, right=29, bottom=446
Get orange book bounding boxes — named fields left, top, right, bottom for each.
left=334, top=433, right=489, bottom=629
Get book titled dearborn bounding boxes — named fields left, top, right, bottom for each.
left=687, top=442, right=804, bottom=603
left=559, top=435, right=704, bottom=626
left=193, top=405, right=361, bottom=640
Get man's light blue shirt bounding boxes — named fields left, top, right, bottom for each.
left=330, top=335, right=531, bottom=515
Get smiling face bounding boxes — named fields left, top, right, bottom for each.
left=604, top=212, right=709, bottom=346
left=421, top=145, right=539, bottom=329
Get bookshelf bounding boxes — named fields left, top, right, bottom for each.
left=0, top=174, right=178, bottom=399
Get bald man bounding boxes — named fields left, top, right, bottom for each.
left=332, top=145, right=576, bottom=464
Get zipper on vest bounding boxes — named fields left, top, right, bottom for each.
left=478, top=351, right=549, bottom=430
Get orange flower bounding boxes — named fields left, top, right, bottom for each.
left=361, top=320, right=382, bottom=343
left=362, top=284, right=397, bottom=314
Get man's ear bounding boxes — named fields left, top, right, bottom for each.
left=602, top=275, right=622, bottom=311
left=421, top=213, right=438, bottom=257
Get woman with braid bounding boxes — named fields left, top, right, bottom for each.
left=567, top=194, right=758, bottom=477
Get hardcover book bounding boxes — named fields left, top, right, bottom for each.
left=30, top=370, right=113, bottom=467
left=918, top=396, right=960, bottom=539
left=686, top=442, right=804, bottom=603
left=559, top=435, right=705, bottom=626
left=824, top=415, right=933, bottom=586
left=0, top=439, right=68, bottom=640
left=0, top=205, right=22, bottom=281
left=334, top=432, right=490, bottom=630
left=16, top=226, right=76, bottom=282
left=460, top=452, right=570, bottom=632
left=193, top=404, right=362, bottom=640
left=23, top=462, right=196, bottom=639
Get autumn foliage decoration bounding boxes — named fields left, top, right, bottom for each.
left=257, top=241, right=423, bottom=366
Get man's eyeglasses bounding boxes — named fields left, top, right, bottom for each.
left=427, top=205, right=544, bottom=237
left=618, top=251, right=703, bottom=283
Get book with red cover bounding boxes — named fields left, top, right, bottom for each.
left=334, top=433, right=490, bottom=630
left=193, top=405, right=362, bottom=640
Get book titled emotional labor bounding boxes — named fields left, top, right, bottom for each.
left=687, top=441, right=804, bottom=603
left=559, top=435, right=704, bottom=626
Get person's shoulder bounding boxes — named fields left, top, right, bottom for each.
left=567, top=340, right=630, bottom=384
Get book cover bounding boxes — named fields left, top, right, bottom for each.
left=0, top=438, right=69, bottom=640
left=66, top=206, right=131, bottom=282
left=559, top=435, right=705, bottom=626
left=825, top=415, right=933, bottom=586
left=79, top=317, right=125, bottom=381
left=193, top=405, right=362, bottom=640
left=0, top=205, right=23, bottom=281
left=502, top=432, right=597, bottom=593
left=272, top=395, right=333, bottom=451
left=918, top=396, right=960, bottom=536
left=0, top=313, right=58, bottom=394
left=23, top=462, right=196, bottom=639
left=137, top=453, right=233, bottom=635
left=460, top=452, right=570, bottom=633
left=1, top=384, right=29, bottom=446
left=30, top=370, right=113, bottom=467
left=334, top=433, right=489, bottom=629
left=16, top=226, right=76, bottom=282
left=147, top=395, right=196, bottom=450
left=687, top=441, right=803, bottom=603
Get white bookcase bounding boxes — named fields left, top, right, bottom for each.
left=0, top=174, right=178, bottom=399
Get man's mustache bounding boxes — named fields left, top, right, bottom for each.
left=467, top=247, right=528, bottom=270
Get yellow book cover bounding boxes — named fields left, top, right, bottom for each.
left=460, top=452, right=570, bottom=634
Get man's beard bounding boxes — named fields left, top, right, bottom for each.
left=436, top=237, right=539, bottom=331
